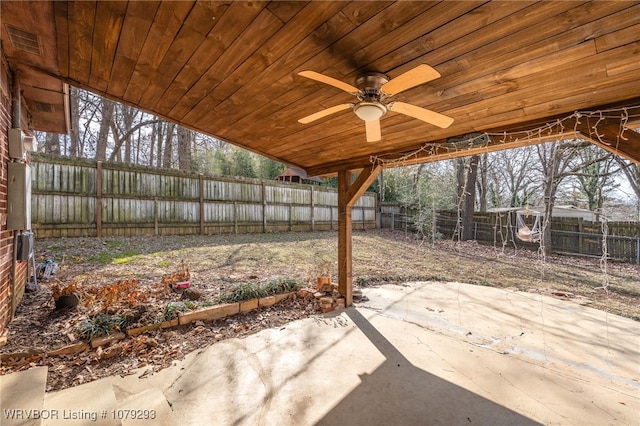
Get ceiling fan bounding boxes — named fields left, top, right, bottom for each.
left=297, top=64, right=454, bottom=142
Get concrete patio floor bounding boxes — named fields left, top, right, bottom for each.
left=3, top=282, right=638, bottom=425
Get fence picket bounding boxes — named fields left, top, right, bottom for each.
left=30, top=155, right=377, bottom=238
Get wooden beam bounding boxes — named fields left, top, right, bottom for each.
left=338, top=165, right=381, bottom=306
left=307, top=104, right=640, bottom=175
left=577, top=122, right=640, bottom=164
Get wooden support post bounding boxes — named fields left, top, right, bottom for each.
left=338, top=170, right=353, bottom=306
left=337, top=165, right=381, bottom=306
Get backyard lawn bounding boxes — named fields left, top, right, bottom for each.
left=2, top=229, right=638, bottom=391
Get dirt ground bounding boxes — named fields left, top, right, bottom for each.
left=1, top=229, right=638, bottom=391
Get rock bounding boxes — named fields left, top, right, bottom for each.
left=318, top=284, right=333, bottom=293
left=353, top=289, right=364, bottom=301
left=163, top=331, right=178, bottom=340
left=182, top=288, right=203, bottom=301
left=297, top=289, right=314, bottom=299
left=100, top=344, right=123, bottom=359
left=55, top=293, right=79, bottom=310
left=91, top=332, right=126, bottom=348
left=25, top=280, right=38, bottom=293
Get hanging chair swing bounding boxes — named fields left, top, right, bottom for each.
left=516, top=208, right=542, bottom=243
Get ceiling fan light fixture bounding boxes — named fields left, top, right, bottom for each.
left=354, top=102, right=386, bottom=121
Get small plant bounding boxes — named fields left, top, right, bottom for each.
left=219, top=282, right=265, bottom=303
left=89, top=250, right=140, bottom=265
left=219, top=278, right=301, bottom=303
left=96, top=279, right=138, bottom=308
left=263, top=278, right=300, bottom=295
left=51, top=282, right=79, bottom=300
left=161, top=260, right=191, bottom=294
left=78, top=314, right=127, bottom=339
left=162, top=301, right=197, bottom=321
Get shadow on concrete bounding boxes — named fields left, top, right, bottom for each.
left=317, top=309, right=541, bottom=426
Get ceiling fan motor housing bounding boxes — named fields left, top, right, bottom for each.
left=356, top=73, right=389, bottom=101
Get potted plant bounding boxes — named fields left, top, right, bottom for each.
left=51, top=282, right=80, bottom=310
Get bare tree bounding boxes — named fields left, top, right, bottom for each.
left=488, top=147, right=539, bottom=208
left=177, top=126, right=193, bottom=171
left=615, top=157, right=640, bottom=220
left=69, top=87, right=80, bottom=157
left=536, top=139, right=609, bottom=254
left=616, top=158, right=640, bottom=199
left=573, top=146, right=620, bottom=220
left=95, top=98, right=115, bottom=161
left=477, top=154, right=488, bottom=212
left=455, top=155, right=479, bottom=240
left=162, top=123, right=175, bottom=168
left=44, top=132, right=61, bottom=154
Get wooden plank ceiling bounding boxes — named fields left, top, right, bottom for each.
left=2, top=1, right=640, bottom=174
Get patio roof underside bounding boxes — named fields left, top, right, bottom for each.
left=2, top=1, right=640, bottom=174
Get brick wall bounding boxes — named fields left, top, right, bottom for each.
left=0, top=50, right=27, bottom=333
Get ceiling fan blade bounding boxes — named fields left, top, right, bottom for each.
left=388, top=102, right=454, bottom=128
left=298, top=71, right=360, bottom=95
left=298, top=103, right=353, bottom=124
left=365, top=119, right=382, bottom=142
left=381, top=64, right=441, bottom=96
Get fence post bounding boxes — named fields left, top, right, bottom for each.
left=362, top=206, right=366, bottom=230
left=199, top=174, right=204, bottom=235
left=578, top=218, right=583, bottom=255
left=233, top=202, right=238, bottom=234
left=288, top=203, right=293, bottom=232
left=96, top=161, right=102, bottom=237
left=153, top=197, right=158, bottom=236
left=310, top=186, right=315, bottom=232
left=637, top=237, right=639, bottom=265
left=474, top=222, right=477, bottom=240
left=330, top=206, right=333, bottom=230
left=391, top=212, right=395, bottom=231
left=261, top=181, right=267, bottom=233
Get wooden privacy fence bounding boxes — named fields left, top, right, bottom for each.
left=380, top=204, right=640, bottom=264
left=30, top=155, right=377, bottom=238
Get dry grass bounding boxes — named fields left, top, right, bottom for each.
left=36, top=229, right=640, bottom=320
left=3, top=229, right=638, bottom=391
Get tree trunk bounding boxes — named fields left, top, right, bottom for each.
left=477, top=153, right=488, bottom=212
left=463, top=156, right=479, bottom=240
left=44, top=133, right=60, bottom=154
left=96, top=98, right=114, bottom=161
left=456, top=156, right=479, bottom=241
left=162, top=123, right=175, bottom=168
left=148, top=122, right=156, bottom=166
left=538, top=142, right=562, bottom=256
left=541, top=175, right=556, bottom=256
left=69, top=87, right=80, bottom=157
left=156, top=121, right=164, bottom=167
left=177, top=126, right=193, bottom=171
